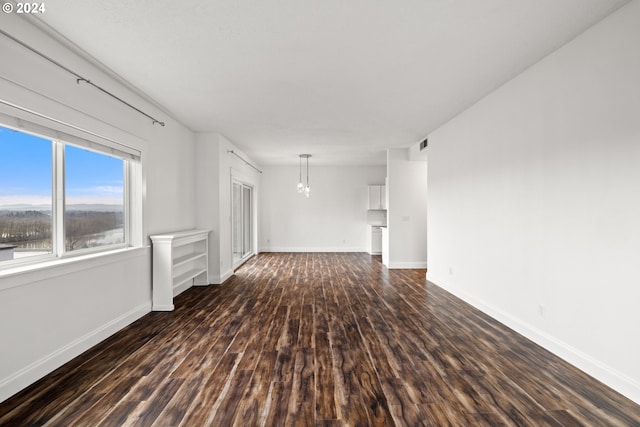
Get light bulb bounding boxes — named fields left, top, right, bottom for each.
left=297, top=182, right=304, bottom=193
left=304, top=185, right=311, bottom=198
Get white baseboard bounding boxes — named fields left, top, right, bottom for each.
left=427, top=274, right=640, bottom=405
left=210, top=269, right=234, bottom=285
left=0, top=302, right=150, bottom=403
left=152, top=303, right=174, bottom=311
left=387, top=261, right=427, bottom=269
left=259, top=246, right=367, bottom=253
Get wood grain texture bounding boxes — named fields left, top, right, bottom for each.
left=1, top=252, right=638, bottom=426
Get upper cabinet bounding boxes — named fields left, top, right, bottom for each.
left=368, top=185, right=386, bottom=210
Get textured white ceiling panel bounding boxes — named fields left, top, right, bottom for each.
left=34, top=0, right=629, bottom=165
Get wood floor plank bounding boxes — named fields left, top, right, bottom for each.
left=211, top=369, right=254, bottom=425
left=129, top=378, right=184, bottom=427
left=288, top=348, right=315, bottom=426
left=231, top=351, right=277, bottom=426
left=95, top=401, right=139, bottom=427
left=178, top=352, right=239, bottom=426
left=1, top=252, right=639, bottom=426
left=315, top=331, right=337, bottom=420
left=263, top=381, right=292, bottom=426
left=152, top=375, right=205, bottom=426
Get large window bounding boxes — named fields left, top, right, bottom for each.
left=0, top=127, right=53, bottom=260
left=0, top=122, right=133, bottom=266
left=65, top=145, right=124, bottom=252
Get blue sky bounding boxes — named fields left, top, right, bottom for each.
left=0, top=126, right=123, bottom=207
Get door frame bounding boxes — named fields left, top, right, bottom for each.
left=231, top=176, right=255, bottom=269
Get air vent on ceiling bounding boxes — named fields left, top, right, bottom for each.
left=419, top=138, right=428, bottom=151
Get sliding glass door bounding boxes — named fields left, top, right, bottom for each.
left=232, top=181, right=253, bottom=267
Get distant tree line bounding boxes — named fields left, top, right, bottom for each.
left=0, top=210, right=123, bottom=250
left=65, top=211, right=123, bottom=250
left=0, top=211, right=51, bottom=245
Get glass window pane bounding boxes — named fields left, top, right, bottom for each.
left=232, top=182, right=242, bottom=263
left=0, top=126, right=53, bottom=262
left=64, top=145, right=124, bottom=252
left=243, top=186, right=251, bottom=257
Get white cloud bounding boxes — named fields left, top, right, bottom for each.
left=65, top=196, right=123, bottom=205
left=0, top=195, right=51, bottom=206
left=65, top=185, right=123, bottom=204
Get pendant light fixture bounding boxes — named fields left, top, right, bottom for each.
left=297, top=154, right=311, bottom=198
left=296, top=155, right=304, bottom=193
left=304, top=154, right=311, bottom=198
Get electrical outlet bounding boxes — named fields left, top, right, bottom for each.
left=449, top=267, right=453, bottom=275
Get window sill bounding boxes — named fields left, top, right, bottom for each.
left=0, top=246, right=149, bottom=292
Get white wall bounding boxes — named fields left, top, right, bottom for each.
left=0, top=14, right=196, bottom=402
left=387, top=148, right=428, bottom=268
left=427, top=1, right=640, bottom=403
left=196, top=133, right=260, bottom=283
left=260, top=165, right=386, bottom=252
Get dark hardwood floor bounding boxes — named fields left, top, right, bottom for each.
left=1, top=253, right=639, bottom=426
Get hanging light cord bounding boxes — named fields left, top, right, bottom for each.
left=306, top=155, right=309, bottom=186
left=0, top=28, right=166, bottom=127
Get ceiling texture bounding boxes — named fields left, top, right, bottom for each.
left=32, top=0, right=628, bottom=166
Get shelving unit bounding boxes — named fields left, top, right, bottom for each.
left=150, top=229, right=210, bottom=311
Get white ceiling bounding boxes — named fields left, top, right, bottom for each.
left=34, top=0, right=628, bottom=165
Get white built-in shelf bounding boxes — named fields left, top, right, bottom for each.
left=150, top=229, right=210, bottom=311
left=173, top=252, right=207, bottom=269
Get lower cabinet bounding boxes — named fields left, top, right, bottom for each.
left=370, top=226, right=382, bottom=255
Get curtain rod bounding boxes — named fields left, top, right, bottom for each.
left=227, top=150, right=263, bottom=173
left=0, top=28, right=165, bottom=127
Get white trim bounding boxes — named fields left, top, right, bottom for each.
left=0, top=247, right=149, bottom=292
left=230, top=167, right=256, bottom=187
left=0, top=76, right=147, bottom=154
left=211, top=268, right=234, bottom=285
left=0, top=109, right=141, bottom=159
left=427, top=274, right=640, bottom=405
left=151, top=303, right=174, bottom=312
left=231, top=179, right=255, bottom=270
left=0, top=302, right=150, bottom=403
left=259, top=246, right=367, bottom=253
left=0, top=109, right=144, bottom=274
left=386, top=261, right=427, bottom=269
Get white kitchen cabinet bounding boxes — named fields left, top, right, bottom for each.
left=150, top=229, right=210, bottom=311
left=368, top=185, right=386, bottom=210
left=370, top=226, right=382, bottom=255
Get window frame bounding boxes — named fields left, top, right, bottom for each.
left=60, top=141, right=128, bottom=256
left=0, top=114, right=140, bottom=269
